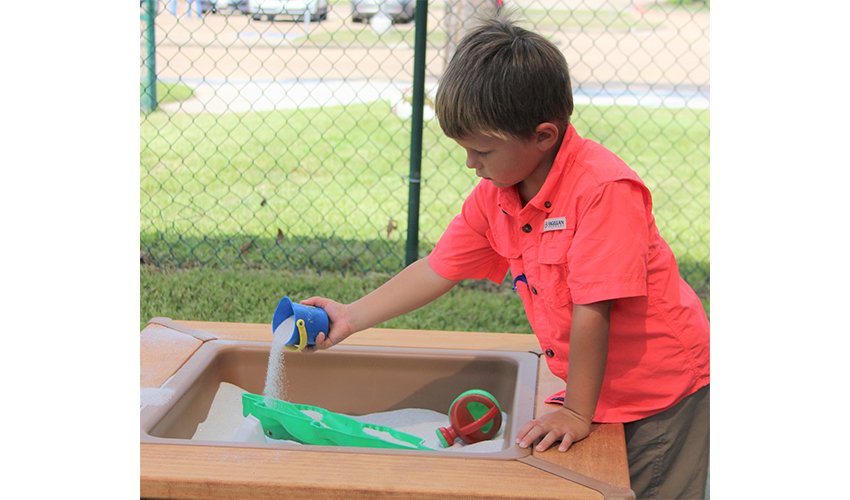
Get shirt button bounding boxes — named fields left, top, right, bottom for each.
left=544, top=201, right=551, bottom=208
left=545, top=349, right=555, bottom=357
left=522, top=224, right=532, bottom=233
left=531, top=286, right=538, bottom=295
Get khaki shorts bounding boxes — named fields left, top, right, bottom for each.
left=624, top=384, right=710, bottom=500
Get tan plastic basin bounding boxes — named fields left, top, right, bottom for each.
left=140, top=340, right=538, bottom=459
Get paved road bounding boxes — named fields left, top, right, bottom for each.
left=157, top=75, right=708, bottom=114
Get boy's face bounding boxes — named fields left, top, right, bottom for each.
left=454, top=129, right=556, bottom=192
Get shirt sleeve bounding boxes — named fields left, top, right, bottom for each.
left=567, top=179, right=650, bottom=304
left=427, top=185, right=511, bottom=283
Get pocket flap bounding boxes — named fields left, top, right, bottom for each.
left=538, top=230, right=574, bottom=264
left=486, top=229, right=522, bottom=259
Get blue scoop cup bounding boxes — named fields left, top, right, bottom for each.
left=271, top=296, right=329, bottom=352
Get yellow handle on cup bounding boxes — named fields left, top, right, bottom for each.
left=285, top=319, right=308, bottom=352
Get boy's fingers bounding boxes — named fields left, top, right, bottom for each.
left=515, top=420, right=535, bottom=442
left=535, top=431, right=561, bottom=452
left=320, top=332, right=336, bottom=348
left=299, top=297, right=317, bottom=307
left=301, top=334, right=320, bottom=353
left=303, top=332, right=330, bottom=352
left=516, top=423, right=545, bottom=449
left=557, top=431, right=577, bottom=452
left=300, top=296, right=321, bottom=306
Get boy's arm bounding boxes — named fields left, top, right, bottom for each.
left=301, top=258, right=460, bottom=349
left=516, top=299, right=612, bottom=452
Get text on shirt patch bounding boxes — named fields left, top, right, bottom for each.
left=544, top=217, right=567, bottom=231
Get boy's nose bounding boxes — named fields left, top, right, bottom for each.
left=465, top=153, right=479, bottom=169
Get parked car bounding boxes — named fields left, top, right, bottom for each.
left=248, top=0, right=329, bottom=21
left=351, top=0, right=415, bottom=24
left=201, top=0, right=249, bottom=14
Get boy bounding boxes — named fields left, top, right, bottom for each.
left=302, top=15, right=709, bottom=500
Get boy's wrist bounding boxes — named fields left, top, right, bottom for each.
left=560, top=402, right=594, bottom=425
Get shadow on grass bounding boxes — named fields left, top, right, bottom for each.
left=140, top=230, right=432, bottom=275
left=140, top=230, right=708, bottom=298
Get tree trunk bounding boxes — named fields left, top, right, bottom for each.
left=443, top=0, right=496, bottom=72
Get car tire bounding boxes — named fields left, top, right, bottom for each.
left=268, top=14, right=276, bottom=21
left=252, top=14, right=263, bottom=20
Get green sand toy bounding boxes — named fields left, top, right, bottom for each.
left=242, top=393, right=433, bottom=450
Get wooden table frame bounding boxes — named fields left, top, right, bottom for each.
left=141, top=319, right=634, bottom=500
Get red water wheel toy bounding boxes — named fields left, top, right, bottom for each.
left=436, top=389, right=502, bottom=447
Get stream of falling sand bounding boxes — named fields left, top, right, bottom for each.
left=264, top=317, right=294, bottom=403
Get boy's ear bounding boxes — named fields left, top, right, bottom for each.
left=534, top=122, right=561, bottom=151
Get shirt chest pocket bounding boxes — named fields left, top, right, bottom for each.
left=486, top=228, right=523, bottom=260
left=486, top=228, right=526, bottom=292
left=537, top=229, right=575, bottom=307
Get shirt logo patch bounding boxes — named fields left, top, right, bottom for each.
left=544, top=217, right=567, bottom=232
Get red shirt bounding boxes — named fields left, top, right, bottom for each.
left=428, top=124, right=710, bottom=423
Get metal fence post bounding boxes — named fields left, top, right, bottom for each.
left=405, top=0, right=429, bottom=266
left=141, top=0, right=158, bottom=113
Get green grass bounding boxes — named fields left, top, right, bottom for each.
left=140, top=81, right=194, bottom=105
left=660, top=0, right=710, bottom=11
left=141, top=101, right=708, bottom=296
left=245, top=4, right=659, bottom=49
left=140, top=264, right=709, bottom=332
left=140, top=265, right=533, bottom=333
left=303, top=22, right=448, bottom=47
left=139, top=266, right=709, bottom=334
left=140, top=90, right=709, bottom=331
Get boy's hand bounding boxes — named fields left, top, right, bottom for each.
left=299, top=297, right=354, bottom=351
left=515, top=406, right=591, bottom=453
left=298, top=259, right=459, bottom=352
left=518, top=300, right=610, bottom=452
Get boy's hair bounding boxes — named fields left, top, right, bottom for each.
left=436, top=15, right=573, bottom=141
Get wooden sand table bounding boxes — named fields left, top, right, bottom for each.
left=140, top=319, right=633, bottom=500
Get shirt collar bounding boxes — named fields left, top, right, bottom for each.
left=497, top=124, right=581, bottom=216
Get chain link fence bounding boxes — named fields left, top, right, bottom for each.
left=140, top=0, right=709, bottom=298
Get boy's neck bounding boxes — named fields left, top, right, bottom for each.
left=517, top=132, right=565, bottom=206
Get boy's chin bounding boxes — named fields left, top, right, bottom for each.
left=487, top=179, right=513, bottom=189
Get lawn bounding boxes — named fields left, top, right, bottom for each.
left=140, top=81, right=194, bottom=105
left=140, top=265, right=535, bottom=332
left=141, top=102, right=708, bottom=284
left=141, top=98, right=709, bottom=328
left=140, top=263, right=709, bottom=332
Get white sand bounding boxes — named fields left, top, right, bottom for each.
left=140, top=327, right=196, bottom=383
left=354, top=408, right=507, bottom=453
left=140, top=387, right=175, bottom=407
left=362, top=427, right=420, bottom=448
left=191, top=381, right=508, bottom=453
left=191, top=382, right=249, bottom=441
left=264, top=317, right=294, bottom=403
